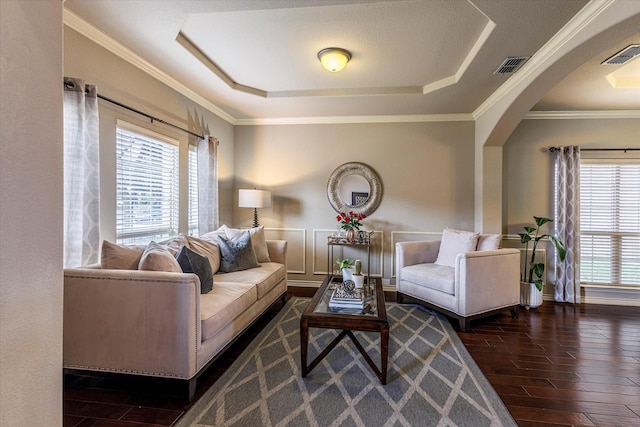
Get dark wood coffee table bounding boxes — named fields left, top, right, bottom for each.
left=300, top=275, right=389, bottom=384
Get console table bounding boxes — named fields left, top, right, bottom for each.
left=327, top=231, right=374, bottom=284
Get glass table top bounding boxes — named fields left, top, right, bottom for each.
left=313, top=277, right=378, bottom=317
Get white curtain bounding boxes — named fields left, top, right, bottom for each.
left=554, top=145, right=581, bottom=303
left=198, top=135, right=219, bottom=234
left=63, top=77, right=100, bottom=267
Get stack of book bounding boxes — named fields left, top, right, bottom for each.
left=329, top=287, right=364, bottom=310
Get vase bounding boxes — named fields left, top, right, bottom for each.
left=520, top=282, right=543, bottom=309
left=352, top=274, right=364, bottom=289
left=342, top=267, right=355, bottom=282
left=346, top=229, right=355, bottom=242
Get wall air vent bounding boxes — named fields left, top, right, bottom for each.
left=601, top=44, right=640, bottom=65
left=494, top=56, right=529, bottom=74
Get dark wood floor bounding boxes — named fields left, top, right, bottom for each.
left=63, top=288, right=640, bottom=427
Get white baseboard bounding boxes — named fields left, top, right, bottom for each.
left=542, top=287, right=640, bottom=306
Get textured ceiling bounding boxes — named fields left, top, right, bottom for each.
left=63, top=0, right=640, bottom=122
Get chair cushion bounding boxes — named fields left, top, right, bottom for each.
left=435, top=228, right=479, bottom=268
left=400, top=263, right=455, bottom=295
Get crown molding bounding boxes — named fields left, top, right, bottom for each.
left=234, top=113, right=474, bottom=126
left=63, top=8, right=236, bottom=125
left=472, top=0, right=615, bottom=120
left=525, top=110, right=640, bottom=119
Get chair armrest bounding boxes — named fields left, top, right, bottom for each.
left=63, top=268, right=200, bottom=379
left=396, top=240, right=440, bottom=268
left=266, top=240, right=287, bottom=266
left=455, top=249, right=520, bottom=315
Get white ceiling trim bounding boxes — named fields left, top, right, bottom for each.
left=525, top=110, right=640, bottom=119
left=472, top=0, right=613, bottom=120
left=63, top=8, right=237, bottom=125
left=234, top=113, right=474, bottom=126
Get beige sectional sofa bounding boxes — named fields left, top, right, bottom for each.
left=63, top=227, right=287, bottom=401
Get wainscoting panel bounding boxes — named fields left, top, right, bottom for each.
left=313, top=229, right=384, bottom=277
left=265, top=228, right=306, bottom=274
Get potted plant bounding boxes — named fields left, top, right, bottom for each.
left=518, top=216, right=567, bottom=308
left=351, top=259, right=364, bottom=289
left=333, top=258, right=355, bottom=282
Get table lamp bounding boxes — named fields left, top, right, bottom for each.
left=238, top=189, right=271, bottom=228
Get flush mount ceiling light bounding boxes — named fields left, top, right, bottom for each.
left=318, top=47, right=352, bottom=72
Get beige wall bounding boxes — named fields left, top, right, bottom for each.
left=1, top=1, right=64, bottom=425
left=64, top=27, right=236, bottom=240
left=234, top=121, right=476, bottom=282
left=503, top=116, right=640, bottom=298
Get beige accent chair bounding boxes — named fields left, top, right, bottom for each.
left=395, top=232, right=520, bottom=331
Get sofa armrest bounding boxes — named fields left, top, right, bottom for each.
left=266, top=240, right=287, bottom=266
left=456, top=249, right=520, bottom=316
left=63, top=268, right=200, bottom=379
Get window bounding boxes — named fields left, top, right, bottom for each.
left=116, top=122, right=179, bottom=244
left=188, top=143, right=199, bottom=237
left=580, top=161, right=640, bottom=286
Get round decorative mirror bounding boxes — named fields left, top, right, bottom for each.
left=327, top=162, right=382, bottom=216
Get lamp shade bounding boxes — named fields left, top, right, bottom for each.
left=238, top=189, right=271, bottom=208
left=318, top=48, right=351, bottom=72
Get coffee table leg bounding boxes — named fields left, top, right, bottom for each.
left=380, top=324, right=389, bottom=385
left=300, top=318, right=309, bottom=377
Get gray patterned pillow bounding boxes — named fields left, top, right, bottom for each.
left=217, top=231, right=260, bottom=273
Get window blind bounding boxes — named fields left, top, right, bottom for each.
left=116, top=123, right=179, bottom=244
left=188, top=143, right=199, bottom=237
left=580, top=162, right=640, bottom=286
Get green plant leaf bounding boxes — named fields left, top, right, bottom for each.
left=548, top=235, right=567, bottom=261
left=524, top=226, right=536, bottom=233
left=534, top=216, right=552, bottom=226
left=534, top=279, right=543, bottom=291
left=518, top=233, right=532, bottom=243
left=532, top=262, right=545, bottom=279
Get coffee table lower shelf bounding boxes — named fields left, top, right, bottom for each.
left=300, top=275, right=389, bottom=384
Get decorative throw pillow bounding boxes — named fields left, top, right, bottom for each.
left=217, top=232, right=260, bottom=273
left=156, top=234, right=189, bottom=256
left=434, top=228, right=480, bottom=268
left=176, top=245, right=213, bottom=293
left=477, top=234, right=502, bottom=251
left=186, top=235, right=221, bottom=274
left=224, top=225, right=271, bottom=263
left=101, top=240, right=145, bottom=270
left=138, top=241, right=182, bottom=272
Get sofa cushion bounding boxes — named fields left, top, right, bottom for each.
left=223, top=225, right=271, bottom=263
left=101, top=240, right=145, bottom=270
left=157, top=235, right=189, bottom=256
left=199, top=282, right=257, bottom=341
left=176, top=245, right=213, bottom=294
left=401, top=263, right=455, bottom=295
left=215, top=262, right=286, bottom=299
left=217, top=232, right=260, bottom=273
left=477, top=234, right=502, bottom=251
left=186, top=235, right=221, bottom=274
left=138, top=241, right=182, bottom=272
left=435, top=228, right=480, bottom=268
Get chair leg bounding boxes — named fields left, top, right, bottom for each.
left=396, top=292, right=404, bottom=304
left=510, top=304, right=519, bottom=319
left=458, top=318, right=469, bottom=332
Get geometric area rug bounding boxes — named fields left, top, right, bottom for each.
left=177, top=297, right=516, bottom=427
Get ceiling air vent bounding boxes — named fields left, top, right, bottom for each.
left=601, top=44, right=640, bottom=65
left=494, top=56, right=529, bottom=74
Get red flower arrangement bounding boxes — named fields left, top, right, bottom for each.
left=336, top=211, right=366, bottom=231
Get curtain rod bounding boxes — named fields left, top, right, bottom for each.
left=548, top=147, right=639, bottom=153
left=96, top=94, right=204, bottom=140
